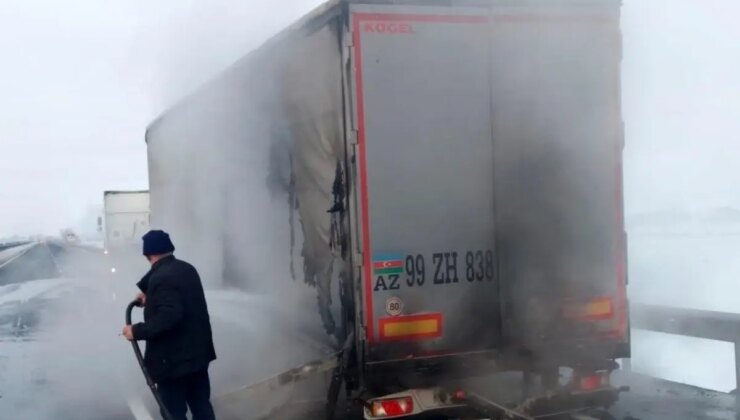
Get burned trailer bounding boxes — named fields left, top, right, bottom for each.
left=146, top=3, right=349, bottom=343
left=146, top=0, right=629, bottom=418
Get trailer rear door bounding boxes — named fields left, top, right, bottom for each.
left=351, top=4, right=498, bottom=362
left=488, top=2, right=626, bottom=359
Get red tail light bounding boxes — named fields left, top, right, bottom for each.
left=576, top=371, right=609, bottom=392
left=580, top=375, right=601, bottom=391
left=371, top=397, right=414, bottom=417
left=453, top=390, right=466, bottom=401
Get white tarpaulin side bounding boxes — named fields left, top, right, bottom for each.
left=276, top=19, right=347, bottom=286
left=146, top=3, right=347, bottom=339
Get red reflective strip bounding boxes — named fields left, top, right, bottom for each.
left=353, top=15, right=374, bottom=344
left=610, top=24, right=627, bottom=340
left=595, top=30, right=627, bottom=340
left=494, top=14, right=617, bottom=25
left=354, top=13, right=488, bottom=24
left=378, top=313, right=443, bottom=342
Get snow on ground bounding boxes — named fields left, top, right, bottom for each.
left=0, top=275, right=137, bottom=419
left=0, top=277, right=76, bottom=306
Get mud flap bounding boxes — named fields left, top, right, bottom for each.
left=325, top=367, right=342, bottom=420
left=454, top=387, right=624, bottom=420
left=513, top=388, right=623, bottom=418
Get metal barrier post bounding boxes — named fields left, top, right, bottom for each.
left=735, top=342, right=740, bottom=419
left=631, top=303, right=740, bottom=419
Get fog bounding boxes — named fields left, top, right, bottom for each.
left=0, top=0, right=739, bottom=419
left=622, top=0, right=740, bottom=214
left=0, top=0, right=323, bottom=236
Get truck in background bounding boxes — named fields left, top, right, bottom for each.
left=59, top=228, right=81, bottom=245
left=102, top=190, right=150, bottom=253
left=101, top=191, right=151, bottom=278
left=146, top=0, right=628, bottom=418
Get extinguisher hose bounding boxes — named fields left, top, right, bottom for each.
left=126, top=300, right=175, bottom=420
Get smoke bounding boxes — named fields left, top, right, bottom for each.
left=622, top=0, right=740, bottom=213
left=133, top=0, right=327, bottom=109
left=137, top=2, right=341, bottom=417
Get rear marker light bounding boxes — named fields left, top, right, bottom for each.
left=564, top=297, right=614, bottom=321
left=371, top=397, right=414, bottom=417
left=577, top=371, right=609, bottom=392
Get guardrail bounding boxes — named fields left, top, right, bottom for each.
left=0, top=242, right=38, bottom=270
left=0, top=241, right=31, bottom=253
left=630, top=302, right=740, bottom=415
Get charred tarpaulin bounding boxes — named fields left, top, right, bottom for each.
left=274, top=155, right=351, bottom=340
left=265, top=116, right=351, bottom=339
left=267, top=19, right=350, bottom=341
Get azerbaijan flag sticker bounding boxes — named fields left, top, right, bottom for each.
left=373, top=253, right=404, bottom=275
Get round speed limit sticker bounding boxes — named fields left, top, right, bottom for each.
left=385, top=297, right=404, bottom=317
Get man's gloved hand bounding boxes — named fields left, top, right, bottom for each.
left=122, top=325, right=134, bottom=341
left=136, top=292, right=146, bottom=307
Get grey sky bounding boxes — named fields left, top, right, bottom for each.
left=0, top=0, right=321, bottom=236
left=622, top=0, right=740, bottom=213
left=0, top=0, right=738, bottom=236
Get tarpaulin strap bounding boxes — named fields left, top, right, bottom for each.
left=288, top=152, right=297, bottom=282
left=328, top=161, right=346, bottom=258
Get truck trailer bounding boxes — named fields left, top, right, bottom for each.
left=146, top=0, right=629, bottom=418
left=102, top=190, right=151, bottom=279
left=103, top=190, right=151, bottom=253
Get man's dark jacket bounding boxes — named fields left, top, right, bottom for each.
left=132, top=255, right=216, bottom=382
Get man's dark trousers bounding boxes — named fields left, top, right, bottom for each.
left=157, top=369, right=215, bottom=420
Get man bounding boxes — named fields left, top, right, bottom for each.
left=122, top=230, right=217, bottom=420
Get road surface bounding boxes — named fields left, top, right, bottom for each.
left=0, top=242, right=736, bottom=420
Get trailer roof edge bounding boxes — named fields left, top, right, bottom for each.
left=104, top=190, right=150, bottom=196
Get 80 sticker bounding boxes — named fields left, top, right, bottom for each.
left=373, top=250, right=494, bottom=292
left=385, top=297, right=404, bottom=316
